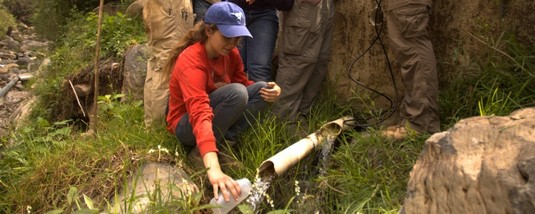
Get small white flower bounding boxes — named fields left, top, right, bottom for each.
left=294, top=180, right=301, bottom=196
left=160, top=147, right=170, bottom=154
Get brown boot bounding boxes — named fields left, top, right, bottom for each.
left=187, top=147, right=205, bottom=171
left=217, top=141, right=243, bottom=170
left=381, top=124, right=420, bottom=141
left=188, top=141, right=243, bottom=171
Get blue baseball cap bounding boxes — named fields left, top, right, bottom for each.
left=204, top=2, right=252, bottom=38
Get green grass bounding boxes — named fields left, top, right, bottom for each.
left=1, top=5, right=535, bottom=214
left=0, top=89, right=425, bottom=213
left=439, top=31, right=535, bottom=127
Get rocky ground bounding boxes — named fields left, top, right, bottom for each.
left=0, top=23, right=48, bottom=138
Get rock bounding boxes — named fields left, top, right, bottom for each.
left=10, top=95, right=35, bottom=131
left=20, top=40, right=48, bottom=52
left=126, top=0, right=146, bottom=17
left=16, top=56, right=32, bottom=68
left=0, top=36, right=21, bottom=51
left=121, top=44, right=148, bottom=101
left=402, top=108, right=535, bottom=214
left=92, top=3, right=122, bottom=15
left=0, top=64, right=19, bottom=74
left=0, top=17, right=48, bottom=139
left=0, top=51, right=17, bottom=60
left=111, top=162, right=199, bottom=214
left=17, top=23, right=30, bottom=34
left=8, top=67, right=20, bottom=74
left=36, top=57, right=51, bottom=75
left=9, top=30, right=24, bottom=43
left=0, top=66, right=7, bottom=74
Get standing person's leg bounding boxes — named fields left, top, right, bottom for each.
left=240, top=9, right=279, bottom=82
left=225, top=81, right=268, bottom=141
left=175, top=83, right=249, bottom=146
left=193, top=0, right=212, bottom=23
left=143, top=0, right=181, bottom=127
left=273, top=1, right=321, bottom=121
left=274, top=54, right=317, bottom=120
left=386, top=4, right=440, bottom=134
left=144, top=60, right=170, bottom=127
left=299, top=9, right=334, bottom=116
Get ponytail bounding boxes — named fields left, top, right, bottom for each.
left=164, top=21, right=218, bottom=76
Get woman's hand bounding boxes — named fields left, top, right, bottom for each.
left=204, top=152, right=241, bottom=202
left=260, top=82, right=281, bottom=102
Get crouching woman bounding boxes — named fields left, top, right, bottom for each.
left=165, top=2, right=281, bottom=203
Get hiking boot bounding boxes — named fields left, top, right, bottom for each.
left=286, top=116, right=310, bottom=139
left=287, top=122, right=309, bottom=139
left=188, top=142, right=242, bottom=171
left=187, top=147, right=205, bottom=171
left=217, top=141, right=242, bottom=169
left=381, top=124, right=420, bottom=140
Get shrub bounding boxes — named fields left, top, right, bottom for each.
left=0, top=5, right=16, bottom=37
left=32, top=0, right=137, bottom=41
left=1, top=0, right=33, bottom=24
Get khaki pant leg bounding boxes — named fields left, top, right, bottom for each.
left=273, top=0, right=333, bottom=120
left=144, top=59, right=170, bottom=127
left=143, top=0, right=194, bottom=127
left=385, top=4, right=440, bottom=133
left=275, top=54, right=317, bottom=120
left=299, top=11, right=333, bottom=115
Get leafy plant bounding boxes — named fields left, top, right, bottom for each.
left=1, top=0, right=33, bottom=23
left=32, top=0, right=139, bottom=41
left=30, top=8, right=144, bottom=125
left=84, top=11, right=146, bottom=57
left=0, top=5, right=17, bottom=38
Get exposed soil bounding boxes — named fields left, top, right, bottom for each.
left=328, top=0, right=534, bottom=125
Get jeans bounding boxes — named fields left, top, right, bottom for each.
left=175, top=82, right=268, bottom=148
left=239, top=9, right=279, bottom=82
left=193, top=0, right=212, bottom=23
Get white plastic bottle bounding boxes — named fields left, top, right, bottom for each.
left=210, top=178, right=252, bottom=214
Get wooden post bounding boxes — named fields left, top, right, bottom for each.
left=90, top=0, right=105, bottom=133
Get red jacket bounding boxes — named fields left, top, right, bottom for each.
left=166, top=42, right=253, bottom=157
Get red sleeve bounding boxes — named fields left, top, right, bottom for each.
left=230, top=48, right=254, bottom=86
left=178, top=63, right=219, bottom=157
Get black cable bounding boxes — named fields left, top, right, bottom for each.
left=344, top=0, right=399, bottom=128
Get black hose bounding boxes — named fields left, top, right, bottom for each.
left=345, top=0, right=398, bottom=128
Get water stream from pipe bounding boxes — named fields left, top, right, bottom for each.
left=247, top=117, right=354, bottom=213
left=246, top=174, right=274, bottom=213
left=318, top=135, right=337, bottom=176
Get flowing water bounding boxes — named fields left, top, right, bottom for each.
left=318, top=135, right=337, bottom=176
left=246, top=174, right=274, bottom=213
left=246, top=134, right=338, bottom=213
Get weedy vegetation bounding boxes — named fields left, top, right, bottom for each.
left=0, top=0, right=534, bottom=213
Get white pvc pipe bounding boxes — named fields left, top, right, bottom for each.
left=258, top=116, right=355, bottom=178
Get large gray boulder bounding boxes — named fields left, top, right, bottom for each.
left=402, top=108, right=535, bottom=213
left=121, top=44, right=148, bottom=101
left=111, top=162, right=198, bottom=213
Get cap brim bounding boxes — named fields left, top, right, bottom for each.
left=217, top=25, right=252, bottom=38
